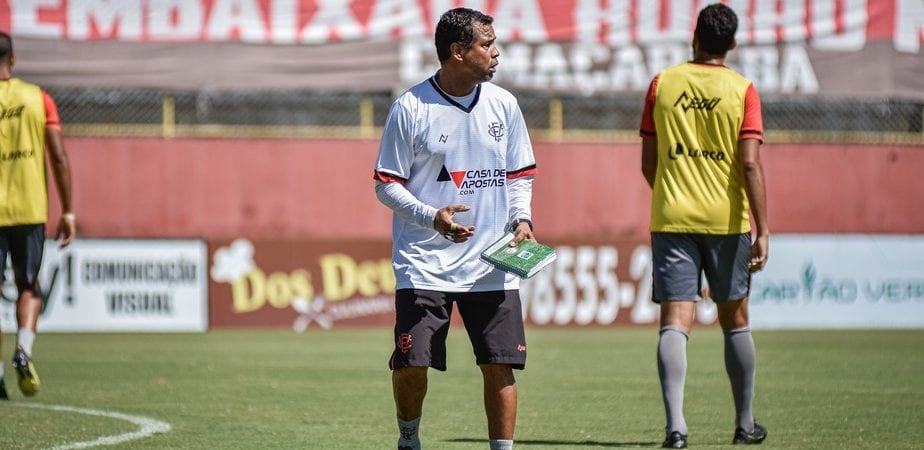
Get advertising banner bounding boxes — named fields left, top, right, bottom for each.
left=207, top=237, right=686, bottom=329
left=1, top=239, right=209, bottom=332
left=208, top=238, right=396, bottom=329
left=208, top=235, right=924, bottom=330
left=749, top=235, right=924, bottom=329
left=523, top=239, right=669, bottom=326
left=7, top=1, right=923, bottom=97
left=527, top=235, right=924, bottom=329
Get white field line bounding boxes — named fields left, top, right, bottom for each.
left=10, top=402, right=171, bottom=449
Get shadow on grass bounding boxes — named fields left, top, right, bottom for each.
left=446, top=438, right=658, bottom=447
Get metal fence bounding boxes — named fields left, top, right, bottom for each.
left=49, top=86, right=924, bottom=144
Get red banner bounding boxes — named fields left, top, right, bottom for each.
left=208, top=238, right=396, bottom=328
left=206, top=237, right=722, bottom=329
left=0, top=1, right=912, bottom=46
left=6, top=0, right=923, bottom=97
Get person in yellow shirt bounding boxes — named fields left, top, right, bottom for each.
left=639, top=4, right=769, bottom=447
left=0, top=32, right=75, bottom=399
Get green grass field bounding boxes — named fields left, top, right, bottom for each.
left=1, top=328, right=922, bottom=449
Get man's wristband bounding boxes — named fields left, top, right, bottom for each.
left=511, top=218, right=533, bottom=232
left=62, top=212, right=76, bottom=221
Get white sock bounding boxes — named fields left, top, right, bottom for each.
left=17, top=329, right=36, bottom=356
left=489, top=439, right=513, bottom=450
left=397, top=416, right=421, bottom=450
left=0, top=365, right=5, bottom=379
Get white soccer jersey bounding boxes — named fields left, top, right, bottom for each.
left=374, top=75, right=536, bottom=292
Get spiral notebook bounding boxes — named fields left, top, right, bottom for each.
left=480, top=232, right=557, bottom=279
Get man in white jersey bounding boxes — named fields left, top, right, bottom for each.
left=373, top=8, right=537, bottom=450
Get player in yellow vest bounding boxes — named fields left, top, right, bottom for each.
left=639, top=4, right=769, bottom=447
left=0, top=32, right=75, bottom=399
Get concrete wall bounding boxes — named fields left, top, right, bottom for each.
left=54, top=137, right=924, bottom=240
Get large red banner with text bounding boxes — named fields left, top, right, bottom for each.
left=206, top=237, right=672, bottom=329
left=7, top=0, right=922, bottom=97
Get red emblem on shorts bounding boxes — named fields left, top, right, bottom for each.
left=517, top=344, right=527, bottom=352
left=398, top=333, right=414, bottom=354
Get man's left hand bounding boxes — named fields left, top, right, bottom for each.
left=509, top=221, right=535, bottom=246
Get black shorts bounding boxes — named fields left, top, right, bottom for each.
left=0, top=224, right=45, bottom=293
left=388, top=288, right=527, bottom=371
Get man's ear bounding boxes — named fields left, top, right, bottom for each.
left=728, top=38, right=737, bottom=51
left=449, top=42, right=464, bottom=61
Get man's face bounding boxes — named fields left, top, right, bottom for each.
left=461, top=22, right=499, bottom=82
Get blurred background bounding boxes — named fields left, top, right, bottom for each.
left=2, top=0, right=922, bottom=332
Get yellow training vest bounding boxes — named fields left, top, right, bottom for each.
left=0, top=78, right=48, bottom=226
left=650, top=63, right=753, bottom=234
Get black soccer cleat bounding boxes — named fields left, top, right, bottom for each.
left=0, top=378, right=8, bottom=399
left=12, top=346, right=41, bottom=397
left=662, top=431, right=688, bottom=448
left=733, top=421, right=767, bottom=445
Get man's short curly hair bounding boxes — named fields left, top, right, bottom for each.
left=0, top=32, right=12, bottom=62
left=695, top=3, right=738, bottom=55
left=435, top=8, right=493, bottom=63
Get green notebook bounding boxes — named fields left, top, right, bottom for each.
left=480, top=232, right=557, bottom=279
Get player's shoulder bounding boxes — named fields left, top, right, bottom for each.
left=479, top=81, right=517, bottom=104
left=404, top=77, right=435, bottom=97
left=714, top=64, right=752, bottom=85
left=4, top=78, right=48, bottom=106
left=477, top=82, right=522, bottom=116
left=391, top=77, right=440, bottom=109
left=5, top=77, right=42, bottom=92
left=664, top=62, right=752, bottom=87
left=660, top=61, right=705, bottom=79
left=385, top=79, right=428, bottom=120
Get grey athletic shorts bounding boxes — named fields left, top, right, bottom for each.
left=651, top=232, right=751, bottom=303
left=388, top=288, right=527, bottom=371
left=0, top=224, right=45, bottom=293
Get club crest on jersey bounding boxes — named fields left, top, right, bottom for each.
left=437, top=165, right=506, bottom=195
left=488, top=121, right=505, bottom=142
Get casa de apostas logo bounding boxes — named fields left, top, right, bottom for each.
left=437, top=165, right=506, bottom=195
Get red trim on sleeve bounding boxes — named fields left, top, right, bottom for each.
left=739, top=83, right=763, bottom=143
left=639, top=74, right=660, bottom=137
left=42, top=90, right=61, bottom=131
left=506, top=164, right=537, bottom=180
left=373, top=170, right=407, bottom=185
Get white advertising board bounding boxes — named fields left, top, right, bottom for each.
left=518, top=234, right=924, bottom=329
left=1, top=239, right=208, bottom=332
left=750, top=235, right=924, bottom=329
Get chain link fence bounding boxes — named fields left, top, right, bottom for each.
left=48, top=86, right=923, bottom=144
